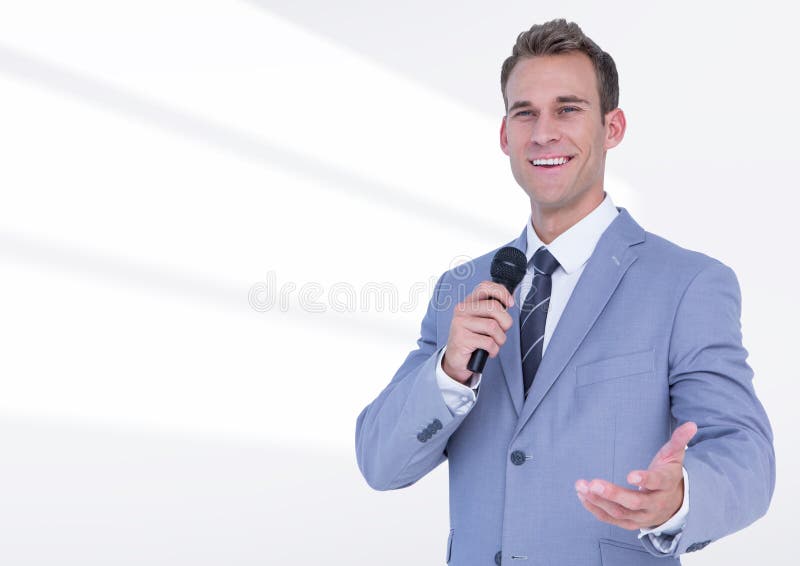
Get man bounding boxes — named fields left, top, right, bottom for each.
left=355, top=19, right=774, bottom=565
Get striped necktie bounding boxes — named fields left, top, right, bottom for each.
left=520, top=246, right=560, bottom=397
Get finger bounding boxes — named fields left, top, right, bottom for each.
left=468, top=282, right=514, bottom=310
left=576, top=491, right=640, bottom=530
left=589, top=479, right=647, bottom=511
left=448, top=323, right=501, bottom=360
left=628, top=467, right=677, bottom=492
left=459, top=300, right=514, bottom=331
left=460, top=316, right=508, bottom=347
left=584, top=481, right=649, bottom=519
left=463, top=333, right=501, bottom=358
left=652, top=422, right=698, bottom=466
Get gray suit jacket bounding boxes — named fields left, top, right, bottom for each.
left=355, top=207, right=774, bottom=565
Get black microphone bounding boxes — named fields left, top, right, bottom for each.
left=466, top=246, right=527, bottom=374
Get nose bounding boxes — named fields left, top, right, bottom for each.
left=530, top=114, right=560, bottom=145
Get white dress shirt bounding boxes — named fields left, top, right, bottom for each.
left=433, top=192, right=688, bottom=552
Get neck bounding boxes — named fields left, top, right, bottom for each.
left=531, top=190, right=605, bottom=244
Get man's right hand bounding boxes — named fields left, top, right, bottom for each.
left=442, top=281, right=515, bottom=384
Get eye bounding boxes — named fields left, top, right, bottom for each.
left=513, top=110, right=532, bottom=117
left=559, top=106, right=580, bottom=114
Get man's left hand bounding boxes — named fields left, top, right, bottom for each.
left=574, top=421, right=698, bottom=530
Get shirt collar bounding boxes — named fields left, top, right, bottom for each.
left=525, top=191, right=619, bottom=275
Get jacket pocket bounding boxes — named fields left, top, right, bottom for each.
left=598, top=538, right=679, bottom=565
left=446, top=528, right=454, bottom=563
left=576, top=349, right=655, bottom=387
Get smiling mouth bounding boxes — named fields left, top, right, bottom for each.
left=529, top=156, right=574, bottom=169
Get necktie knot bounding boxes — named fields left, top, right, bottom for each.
left=530, top=246, right=560, bottom=276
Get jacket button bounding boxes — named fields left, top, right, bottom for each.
left=494, top=550, right=502, bottom=565
left=510, top=450, right=526, bottom=465
left=417, top=432, right=427, bottom=443
left=432, top=418, right=443, bottom=430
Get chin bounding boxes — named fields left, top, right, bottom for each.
left=526, top=187, right=571, bottom=208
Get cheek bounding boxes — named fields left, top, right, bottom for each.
left=506, top=123, right=532, bottom=145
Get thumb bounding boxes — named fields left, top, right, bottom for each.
left=652, top=421, right=698, bottom=466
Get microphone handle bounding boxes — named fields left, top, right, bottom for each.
left=466, top=349, right=489, bottom=374
left=465, top=280, right=515, bottom=375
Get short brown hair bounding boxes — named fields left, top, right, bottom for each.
left=500, top=19, right=619, bottom=120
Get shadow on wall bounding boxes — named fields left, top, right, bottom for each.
left=0, top=42, right=506, bottom=241
left=0, top=415, right=448, bottom=565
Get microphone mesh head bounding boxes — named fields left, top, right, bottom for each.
left=490, top=246, right=527, bottom=289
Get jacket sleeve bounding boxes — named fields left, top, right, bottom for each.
left=639, top=260, right=776, bottom=556
left=355, top=270, right=474, bottom=491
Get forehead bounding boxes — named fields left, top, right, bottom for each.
left=505, top=51, right=599, bottom=105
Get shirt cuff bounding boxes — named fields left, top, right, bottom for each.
left=435, top=346, right=481, bottom=416
left=637, top=466, right=689, bottom=553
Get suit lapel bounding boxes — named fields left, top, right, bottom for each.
left=497, top=226, right=528, bottom=417
left=511, top=207, right=645, bottom=438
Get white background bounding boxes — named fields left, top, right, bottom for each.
left=0, top=1, right=796, bottom=564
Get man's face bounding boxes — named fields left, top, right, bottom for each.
left=500, top=51, right=624, bottom=212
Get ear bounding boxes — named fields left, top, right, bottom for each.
left=500, top=115, right=510, bottom=156
left=603, top=108, right=626, bottom=150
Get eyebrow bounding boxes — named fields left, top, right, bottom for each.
left=508, top=96, right=591, bottom=113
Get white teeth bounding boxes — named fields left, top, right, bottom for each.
left=532, top=156, right=570, bottom=166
